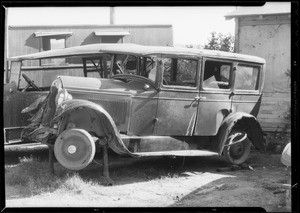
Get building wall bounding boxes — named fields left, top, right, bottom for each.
left=8, top=25, right=173, bottom=66
left=235, top=14, right=291, bottom=132
left=7, top=25, right=173, bottom=88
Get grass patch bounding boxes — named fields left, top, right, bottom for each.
left=5, top=157, right=64, bottom=196
left=5, top=157, right=100, bottom=197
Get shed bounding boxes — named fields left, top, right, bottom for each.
left=225, top=2, right=291, bottom=132
left=7, top=24, right=173, bottom=67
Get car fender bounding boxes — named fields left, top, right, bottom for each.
left=212, top=112, right=266, bottom=154
left=53, top=99, right=137, bottom=157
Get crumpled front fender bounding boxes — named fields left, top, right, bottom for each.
left=53, top=99, right=137, bottom=157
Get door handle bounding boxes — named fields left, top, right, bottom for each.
left=229, top=91, right=235, bottom=99
left=195, top=96, right=206, bottom=101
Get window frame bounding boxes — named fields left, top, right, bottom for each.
left=200, top=58, right=234, bottom=92
left=160, top=55, right=200, bottom=90
left=233, top=62, right=261, bottom=94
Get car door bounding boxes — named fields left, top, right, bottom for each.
left=153, top=56, right=200, bottom=136
left=125, top=55, right=161, bottom=136
left=231, top=63, right=263, bottom=117
left=4, top=61, right=48, bottom=143
left=194, top=58, right=234, bottom=136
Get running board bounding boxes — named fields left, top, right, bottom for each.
left=5, top=143, right=49, bottom=153
left=134, top=150, right=219, bottom=157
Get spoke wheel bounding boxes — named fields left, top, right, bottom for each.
left=223, top=130, right=251, bottom=165
left=54, top=128, right=96, bottom=170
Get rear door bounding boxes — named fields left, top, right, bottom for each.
left=194, top=58, right=234, bottom=136
left=231, top=63, right=263, bottom=116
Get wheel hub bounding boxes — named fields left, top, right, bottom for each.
left=67, top=145, right=77, bottom=154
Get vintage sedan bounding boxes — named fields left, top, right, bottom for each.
left=8, top=44, right=266, bottom=180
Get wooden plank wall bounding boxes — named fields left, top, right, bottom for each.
left=257, top=92, right=291, bottom=132
left=236, top=15, right=291, bottom=132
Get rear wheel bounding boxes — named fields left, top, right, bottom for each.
left=54, top=128, right=96, bottom=170
left=223, top=130, right=251, bottom=165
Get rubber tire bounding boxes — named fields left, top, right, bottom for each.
left=223, top=130, right=251, bottom=165
left=54, top=128, right=96, bottom=171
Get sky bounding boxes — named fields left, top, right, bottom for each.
left=7, top=7, right=236, bottom=46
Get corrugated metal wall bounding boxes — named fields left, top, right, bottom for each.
left=236, top=15, right=291, bottom=132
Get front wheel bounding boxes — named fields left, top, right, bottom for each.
left=54, top=128, right=96, bottom=170
left=223, top=130, right=251, bottom=165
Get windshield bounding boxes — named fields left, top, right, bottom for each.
left=10, top=53, right=158, bottom=91
left=9, top=61, right=22, bottom=85
left=83, top=54, right=157, bottom=82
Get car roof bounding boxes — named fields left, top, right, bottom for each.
left=9, top=43, right=265, bottom=64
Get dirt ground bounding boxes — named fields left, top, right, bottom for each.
left=5, top=148, right=291, bottom=211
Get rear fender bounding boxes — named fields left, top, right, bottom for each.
left=212, top=112, right=266, bottom=154
left=53, top=99, right=136, bottom=156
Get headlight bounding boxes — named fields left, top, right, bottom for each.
left=51, top=78, right=72, bottom=106
left=56, top=88, right=72, bottom=106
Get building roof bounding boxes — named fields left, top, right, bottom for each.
left=225, top=2, right=291, bottom=20
left=94, top=31, right=130, bottom=36
left=9, top=43, right=265, bottom=64
left=34, top=32, right=73, bottom=37
left=9, top=24, right=173, bottom=29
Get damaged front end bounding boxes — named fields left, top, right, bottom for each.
left=21, top=78, right=72, bottom=145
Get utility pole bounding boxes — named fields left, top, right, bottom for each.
left=110, top=7, right=115, bottom=25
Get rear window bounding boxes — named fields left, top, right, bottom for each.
left=235, top=65, right=260, bottom=90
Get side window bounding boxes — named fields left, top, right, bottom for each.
left=9, top=61, right=22, bottom=86
left=142, top=57, right=157, bottom=82
left=163, top=58, right=197, bottom=87
left=235, top=65, right=259, bottom=90
left=83, top=54, right=112, bottom=78
left=203, top=60, right=231, bottom=89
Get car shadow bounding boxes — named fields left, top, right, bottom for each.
left=68, top=153, right=231, bottom=186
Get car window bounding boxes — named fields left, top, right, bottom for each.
left=114, top=54, right=138, bottom=75
left=142, top=57, right=157, bottom=82
left=235, top=65, right=259, bottom=90
left=83, top=54, right=112, bottom=78
left=203, top=60, right=232, bottom=89
left=9, top=61, right=21, bottom=85
left=163, top=58, right=197, bottom=87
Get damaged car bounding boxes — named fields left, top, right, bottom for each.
left=7, top=44, right=266, bottom=181
left=4, top=43, right=138, bottom=147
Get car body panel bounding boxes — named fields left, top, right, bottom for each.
left=153, top=88, right=199, bottom=136
left=194, top=92, right=232, bottom=135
